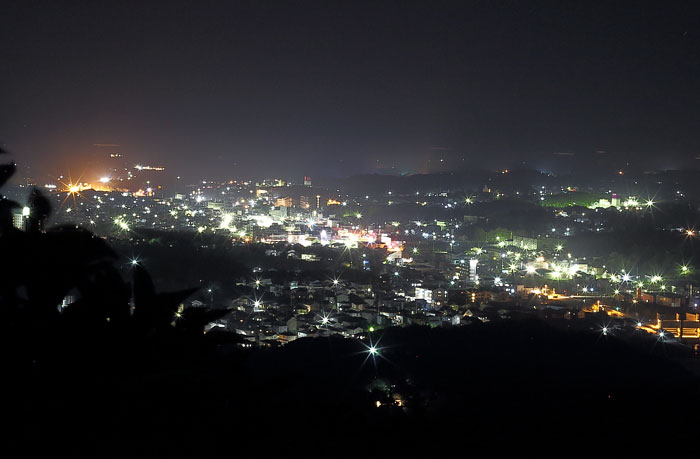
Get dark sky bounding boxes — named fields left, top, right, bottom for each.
left=2, top=0, right=700, bottom=183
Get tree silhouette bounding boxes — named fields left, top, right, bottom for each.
left=0, top=147, right=227, bottom=337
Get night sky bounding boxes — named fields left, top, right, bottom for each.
left=2, top=0, right=699, bottom=183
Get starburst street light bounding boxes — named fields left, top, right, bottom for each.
left=114, top=217, right=130, bottom=231
left=358, top=333, right=384, bottom=368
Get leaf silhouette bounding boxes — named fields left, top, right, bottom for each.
left=0, top=162, right=16, bottom=189
left=132, top=265, right=199, bottom=332
left=27, top=187, right=51, bottom=233
left=177, top=307, right=229, bottom=334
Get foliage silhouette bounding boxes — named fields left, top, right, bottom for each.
left=0, top=151, right=235, bottom=455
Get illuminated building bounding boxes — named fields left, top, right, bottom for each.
left=414, top=287, right=433, bottom=304
left=12, top=207, right=29, bottom=231
left=657, top=313, right=700, bottom=339
left=269, top=206, right=288, bottom=219
left=512, top=235, right=537, bottom=250
left=299, top=196, right=310, bottom=209
left=276, top=196, right=293, bottom=207
left=611, top=193, right=621, bottom=207
left=303, top=176, right=312, bottom=186
left=469, top=258, right=479, bottom=283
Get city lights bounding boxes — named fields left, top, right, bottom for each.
left=8, top=2, right=700, bottom=441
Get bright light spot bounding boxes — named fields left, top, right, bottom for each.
left=526, top=266, right=536, bottom=274
left=22, top=206, right=30, bottom=217
left=368, top=346, right=378, bottom=355
left=114, top=217, right=130, bottom=231
left=219, top=213, right=233, bottom=229
left=99, top=176, right=111, bottom=183
left=69, top=185, right=80, bottom=193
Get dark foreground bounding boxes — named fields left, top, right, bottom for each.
left=5, top=317, right=699, bottom=457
